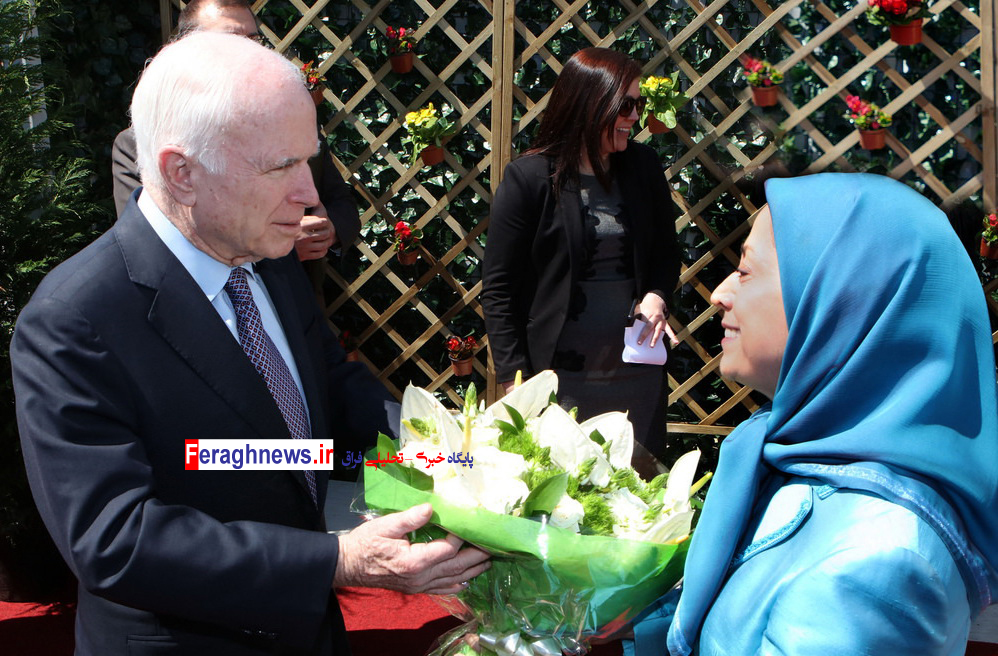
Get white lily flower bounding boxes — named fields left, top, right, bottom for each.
left=660, top=450, right=701, bottom=514
left=642, top=510, right=694, bottom=544
left=472, top=446, right=529, bottom=480
left=400, top=385, right=451, bottom=446
left=549, top=494, right=585, bottom=533
left=484, top=370, right=558, bottom=425
left=534, top=404, right=602, bottom=471
left=579, top=412, right=634, bottom=470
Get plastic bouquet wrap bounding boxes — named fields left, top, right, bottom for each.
left=358, top=371, right=707, bottom=656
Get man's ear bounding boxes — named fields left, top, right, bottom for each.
left=159, top=147, right=196, bottom=207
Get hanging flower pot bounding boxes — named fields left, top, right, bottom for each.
left=345, top=350, right=360, bottom=362
left=309, top=86, right=325, bottom=106
left=420, top=144, right=445, bottom=166
left=445, top=335, right=477, bottom=377
left=397, top=249, right=419, bottom=266
left=390, top=51, right=415, bottom=74
left=981, top=239, right=998, bottom=259
left=449, top=356, right=473, bottom=377
left=858, top=128, right=887, bottom=150
left=645, top=115, right=671, bottom=134
left=751, top=85, right=779, bottom=107
left=889, top=19, right=923, bottom=45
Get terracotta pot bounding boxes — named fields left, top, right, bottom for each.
left=309, top=86, right=324, bottom=106
left=397, top=249, right=419, bottom=265
left=890, top=19, right=922, bottom=46
left=750, top=85, right=779, bottom=107
left=420, top=145, right=445, bottom=166
left=646, top=115, right=671, bottom=134
left=858, top=128, right=887, bottom=150
left=345, top=350, right=360, bottom=362
left=390, top=52, right=414, bottom=73
left=981, top=238, right=998, bottom=259
left=449, top=357, right=473, bottom=376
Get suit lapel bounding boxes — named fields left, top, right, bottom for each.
left=552, top=161, right=585, bottom=288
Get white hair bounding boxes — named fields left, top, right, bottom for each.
left=130, top=32, right=304, bottom=191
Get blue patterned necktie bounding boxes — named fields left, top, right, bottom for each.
left=224, top=267, right=317, bottom=506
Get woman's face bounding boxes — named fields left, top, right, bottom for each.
left=600, top=78, right=641, bottom=158
left=710, top=206, right=788, bottom=399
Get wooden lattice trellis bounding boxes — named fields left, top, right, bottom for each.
left=164, top=0, right=997, bottom=445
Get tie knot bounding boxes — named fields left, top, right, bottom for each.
left=225, top=267, right=253, bottom=306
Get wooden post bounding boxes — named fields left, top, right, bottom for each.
left=159, top=0, right=172, bottom=45
left=486, top=0, right=517, bottom=404
left=983, top=0, right=997, bottom=210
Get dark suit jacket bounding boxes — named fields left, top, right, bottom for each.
left=481, top=142, right=681, bottom=381
left=11, top=196, right=399, bottom=655
left=111, top=127, right=361, bottom=248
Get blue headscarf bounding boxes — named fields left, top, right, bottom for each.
left=668, top=173, right=998, bottom=655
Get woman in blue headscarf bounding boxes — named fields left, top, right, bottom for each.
left=627, top=172, right=998, bottom=655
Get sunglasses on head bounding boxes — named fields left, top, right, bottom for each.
left=618, top=95, right=647, bottom=117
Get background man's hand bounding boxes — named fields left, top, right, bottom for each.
left=295, top=204, right=337, bottom=261
left=334, top=503, right=491, bottom=595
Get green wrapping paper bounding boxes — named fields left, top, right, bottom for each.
left=363, top=458, right=690, bottom=649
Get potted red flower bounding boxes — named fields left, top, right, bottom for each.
left=394, top=220, right=422, bottom=265
left=446, top=335, right=477, bottom=376
left=844, top=94, right=893, bottom=150
left=867, top=0, right=931, bottom=46
left=741, top=56, right=783, bottom=107
left=386, top=26, right=416, bottom=73
left=338, top=330, right=361, bottom=361
left=301, top=60, right=324, bottom=106
left=981, top=212, right=998, bottom=259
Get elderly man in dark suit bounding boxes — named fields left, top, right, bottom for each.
left=11, top=32, right=487, bottom=656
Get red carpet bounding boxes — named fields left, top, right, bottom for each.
left=2, top=592, right=995, bottom=656
left=0, top=588, right=624, bottom=656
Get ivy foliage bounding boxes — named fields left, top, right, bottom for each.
left=0, top=0, right=112, bottom=553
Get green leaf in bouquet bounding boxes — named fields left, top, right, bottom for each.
left=365, top=434, right=434, bottom=492
left=377, top=432, right=398, bottom=459
left=589, top=429, right=606, bottom=446
left=502, top=402, right=526, bottom=431
left=521, top=472, right=568, bottom=518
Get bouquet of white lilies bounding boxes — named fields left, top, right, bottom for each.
left=360, top=371, right=707, bottom=656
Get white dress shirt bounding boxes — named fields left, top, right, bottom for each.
left=137, top=190, right=309, bottom=407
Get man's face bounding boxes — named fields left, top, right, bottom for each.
left=196, top=5, right=261, bottom=41
left=186, top=88, right=320, bottom=265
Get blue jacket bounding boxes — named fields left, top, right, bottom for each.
left=628, top=478, right=971, bottom=655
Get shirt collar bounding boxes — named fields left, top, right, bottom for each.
left=137, top=190, right=252, bottom=300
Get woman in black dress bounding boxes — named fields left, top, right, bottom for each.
left=482, top=47, right=681, bottom=458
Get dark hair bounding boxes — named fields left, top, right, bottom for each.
left=176, top=0, right=254, bottom=38
left=528, top=47, right=641, bottom=191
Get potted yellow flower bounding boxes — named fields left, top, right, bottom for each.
left=639, top=73, right=687, bottom=134
left=402, top=103, right=454, bottom=166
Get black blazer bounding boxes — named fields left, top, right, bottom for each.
left=482, top=141, right=681, bottom=381
left=11, top=197, right=399, bottom=655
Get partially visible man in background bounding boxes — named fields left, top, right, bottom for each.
left=110, top=0, right=359, bottom=262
